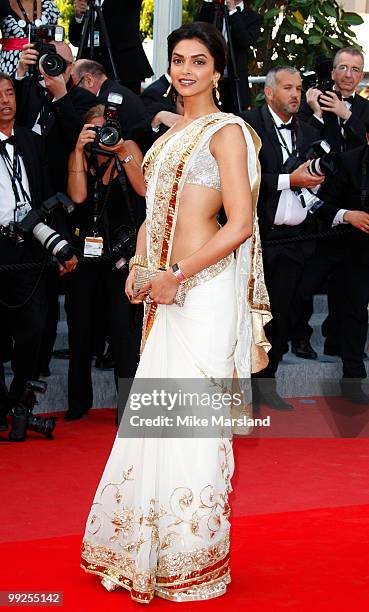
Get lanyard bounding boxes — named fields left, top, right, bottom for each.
left=15, top=0, right=37, bottom=24
left=270, top=115, right=297, bottom=157
left=0, top=142, right=31, bottom=206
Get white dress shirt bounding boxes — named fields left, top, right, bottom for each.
left=203, top=0, right=244, bottom=40
left=0, top=130, right=31, bottom=226
left=268, top=107, right=308, bottom=226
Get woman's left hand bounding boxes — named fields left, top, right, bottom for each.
left=137, top=270, right=180, bottom=305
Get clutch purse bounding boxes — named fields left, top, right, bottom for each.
left=132, top=266, right=188, bottom=307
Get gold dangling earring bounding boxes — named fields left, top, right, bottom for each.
left=213, top=79, right=222, bottom=106
left=164, top=75, right=172, bottom=98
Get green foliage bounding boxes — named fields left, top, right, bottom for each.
left=55, top=0, right=74, bottom=34
left=141, top=0, right=154, bottom=39
left=249, top=0, right=363, bottom=76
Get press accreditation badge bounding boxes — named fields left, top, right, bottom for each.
left=84, top=236, right=103, bottom=257
left=14, top=202, right=32, bottom=224
left=87, top=31, right=100, bottom=47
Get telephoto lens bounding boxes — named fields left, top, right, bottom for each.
left=8, top=406, right=28, bottom=442
left=27, top=414, right=56, bottom=439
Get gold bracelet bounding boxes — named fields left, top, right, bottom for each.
left=129, top=254, right=148, bottom=272
left=70, top=169, right=85, bottom=174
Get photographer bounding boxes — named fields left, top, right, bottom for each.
left=69, top=0, right=153, bottom=94
left=242, top=66, right=323, bottom=409
left=296, top=48, right=369, bottom=360
left=198, top=0, right=262, bottom=110
left=0, top=73, right=77, bottom=429
left=71, top=59, right=150, bottom=142
left=296, top=137, right=369, bottom=404
left=300, top=48, right=369, bottom=153
left=0, top=1, right=60, bottom=75
left=64, top=104, right=145, bottom=421
left=15, top=40, right=96, bottom=192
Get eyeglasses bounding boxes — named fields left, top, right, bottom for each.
left=335, top=65, right=363, bottom=74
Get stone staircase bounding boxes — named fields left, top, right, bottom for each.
left=4, top=295, right=369, bottom=413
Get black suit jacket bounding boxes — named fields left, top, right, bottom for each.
left=317, top=144, right=369, bottom=263
left=15, top=80, right=96, bottom=194
left=298, top=94, right=369, bottom=153
left=198, top=2, right=262, bottom=107
left=97, top=78, right=150, bottom=141
left=69, top=0, right=153, bottom=84
left=141, top=75, right=175, bottom=120
left=242, top=105, right=321, bottom=241
left=13, top=124, right=49, bottom=208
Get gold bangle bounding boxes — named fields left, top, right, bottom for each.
left=129, top=254, right=148, bottom=272
left=70, top=169, right=85, bottom=174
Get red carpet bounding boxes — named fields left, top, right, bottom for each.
left=1, top=407, right=369, bottom=610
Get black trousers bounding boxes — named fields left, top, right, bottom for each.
left=64, top=261, right=143, bottom=415
left=293, top=240, right=369, bottom=378
left=254, top=242, right=313, bottom=378
left=0, top=237, right=47, bottom=405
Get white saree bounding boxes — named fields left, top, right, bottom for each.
left=81, top=113, right=271, bottom=603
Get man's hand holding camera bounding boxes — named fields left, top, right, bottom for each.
left=17, top=43, right=68, bottom=100
left=290, top=160, right=325, bottom=189
left=17, top=43, right=39, bottom=78
left=306, top=87, right=352, bottom=122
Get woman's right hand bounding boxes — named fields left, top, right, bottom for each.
left=76, top=124, right=97, bottom=154
left=125, top=267, right=142, bottom=304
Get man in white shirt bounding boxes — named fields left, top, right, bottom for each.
left=242, top=66, right=324, bottom=408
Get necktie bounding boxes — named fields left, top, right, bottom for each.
left=343, top=96, right=354, bottom=104
left=277, top=123, right=294, bottom=131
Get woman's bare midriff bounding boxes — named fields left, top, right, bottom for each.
left=170, top=183, right=222, bottom=265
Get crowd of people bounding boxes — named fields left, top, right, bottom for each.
left=0, top=0, right=369, bottom=440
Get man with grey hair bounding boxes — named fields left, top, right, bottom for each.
left=242, top=66, right=322, bottom=408
left=297, top=47, right=369, bottom=361
left=300, top=47, right=369, bottom=153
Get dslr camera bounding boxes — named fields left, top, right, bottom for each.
left=282, top=140, right=336, bottom=212
left=12, top=192, right=75, bottom=266
left=8, top=380, right=56, bottom=442
left=28, top=23, right=66, bottom=77
left=88, top=92, right=123, bottom=151
left=302, top=56, right=334, bottom=94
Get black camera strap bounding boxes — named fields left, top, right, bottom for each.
left=114, top=154, right=137, bottom=232
left=15, top=0, right=37, bottom=25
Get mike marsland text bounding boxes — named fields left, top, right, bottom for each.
left=129, top=415, right=271, bottom=427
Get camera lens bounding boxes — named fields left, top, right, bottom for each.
left=40, top=53, right=66, bottom=77
left=99, top=126, right=120, bottom=147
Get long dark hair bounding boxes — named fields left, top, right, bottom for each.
left=167, top=21, right=227, bottom=78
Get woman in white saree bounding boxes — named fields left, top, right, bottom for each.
left=81, top=22, right=271, bottom=603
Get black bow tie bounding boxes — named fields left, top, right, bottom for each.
left=277, top=123, right=294, bottom=131
left=343, top=96, right=354, bottom=104
left=1, top=135, right=15, bottom=146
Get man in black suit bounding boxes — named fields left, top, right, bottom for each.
left=310, top=142, right=369, bottom=403
left=242, top=66, right=323, bottom=408
left=299, top=48, right=369, bottom=153
left=69, top=0, right=153, bottom=94
left=15, top=41, right=96, bottom=193
left=13, top=42, right=95, bottom=377
left=198, top=0, right=262, bottom=111
left=0, top=73, right=76, bottom=429
left=296, top=48, right=369, bottom=359
left=71, top=59, right=150, bottom=140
